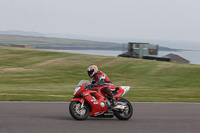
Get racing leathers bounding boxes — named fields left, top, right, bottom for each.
left=89, top=71, right=116, bottom=106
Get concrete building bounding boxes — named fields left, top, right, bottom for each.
left=118, top=42, right=190, bottom=64
left=119, top=42, right=159, bottom=59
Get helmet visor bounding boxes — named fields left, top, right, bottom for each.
left=88, top=69, right=94, bottom=77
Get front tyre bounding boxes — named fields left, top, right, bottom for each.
left=114, top=98, right=133, bottom=120
left=69, top=101, right=90, bottom=120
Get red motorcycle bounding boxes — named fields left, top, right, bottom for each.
left=69, top=80, right=133, bottom=120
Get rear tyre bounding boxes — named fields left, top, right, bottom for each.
left=114, top=98, right=133, bottom=120
left=69, top=101, right=90, bottom=120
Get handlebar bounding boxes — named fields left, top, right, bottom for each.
left=85, top=84, right=97, bottom=90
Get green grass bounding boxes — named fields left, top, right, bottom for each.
left=0, top=46, right=200, bottom=102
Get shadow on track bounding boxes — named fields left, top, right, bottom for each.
left=32, top=115, right=123, bottom=121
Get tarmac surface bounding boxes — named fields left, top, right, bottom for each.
left=0, top=102, right=200, bottom=133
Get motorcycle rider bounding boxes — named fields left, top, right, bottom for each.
left=87, top=65, right=116, bottom=107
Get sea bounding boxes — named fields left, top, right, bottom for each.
left=39, top=49, right=200, bottom=65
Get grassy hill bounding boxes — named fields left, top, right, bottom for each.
left=0, top=34, right=181, bottom=51
left=0, top=46, right=200, bottom=102
left=0, top=34, right=122, bottom=50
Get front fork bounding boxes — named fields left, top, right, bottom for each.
left=71, top=98, right=85, bottom=109
left=81, top=102, right=84, bottom=108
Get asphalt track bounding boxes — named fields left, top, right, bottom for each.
left=0, top=102, right=200, bottom=133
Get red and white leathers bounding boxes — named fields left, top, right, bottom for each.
left=89, top=71, right=115, bottom=99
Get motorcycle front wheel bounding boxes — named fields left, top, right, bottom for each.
left=114, top=98, right=133, bottom=120
left=69, top=101, right=90, bottom=120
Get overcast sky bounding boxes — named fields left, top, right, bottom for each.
left=0, top=0, right=200, bottom=45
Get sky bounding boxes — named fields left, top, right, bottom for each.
left=0, top=0, right=200, bottom=49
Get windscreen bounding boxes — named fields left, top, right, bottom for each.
left=77, top=80, right=90, bottom=87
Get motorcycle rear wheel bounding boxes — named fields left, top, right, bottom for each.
left=69, top=101, right=90, bottom=120
left=114, top=98, right=133, bottom=120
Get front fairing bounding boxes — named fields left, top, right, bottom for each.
left=74, top=84, right=86, bottom=97
left=73, top=80, right=90, bottom=97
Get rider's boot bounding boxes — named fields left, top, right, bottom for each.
left=109, top=94, right=116, bottom=107
left=105, top=87, right=116, bottom=108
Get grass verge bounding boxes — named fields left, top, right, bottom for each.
left=0, top=46, right=200, bottom=102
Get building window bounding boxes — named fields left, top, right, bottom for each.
left=133, top=44, right=139, bottom=48
left=143, top=44, right=148, bottom=49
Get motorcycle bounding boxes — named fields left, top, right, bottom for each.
left=69, top=80, right=133, bottom=120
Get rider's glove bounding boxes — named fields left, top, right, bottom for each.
left=85, top=85, right=90, bottom=90
left=90, top=84, right=97, bottom=88
left=86, top=84, right=97, bottom=89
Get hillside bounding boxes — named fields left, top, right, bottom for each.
left=0, top=46, right=199, bottom=102
left=0, top=34, right=181, bottom=51
left=0, top=34, right=122, bottom=50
